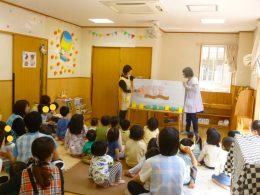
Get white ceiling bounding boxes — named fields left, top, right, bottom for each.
left=3, top=0, right=260, bottom=32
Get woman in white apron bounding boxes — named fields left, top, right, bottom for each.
left=118, top=65, right=134, bottom=121
left=183, top=67, right=204, bottom=134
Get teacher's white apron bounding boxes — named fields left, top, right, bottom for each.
left=184, top=77, right=204, bottom=113
left=119, top=76, right=132, bottom=111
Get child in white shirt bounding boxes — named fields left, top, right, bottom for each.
left=198, top=128, right=221, bottom=169
left=143, top=117, right=159, bottom=145
left=212, top=136, right=235, bottom=189
left=89, top=141, right=125, bottom=187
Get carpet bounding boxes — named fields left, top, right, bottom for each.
left=64, top=161, right=131, bottom=195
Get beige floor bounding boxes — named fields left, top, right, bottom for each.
left=60, top=127, right=230, bottom=195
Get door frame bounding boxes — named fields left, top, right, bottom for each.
left=90, top=46, right=153, bottom=116
left=12, top=33, right=48, bottom=106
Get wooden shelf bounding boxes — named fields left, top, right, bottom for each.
left=198, top=123, right=230, bottom=129
left=197, top=113, right=231, bottom=118
left=203, top=103, right=232, bottom=110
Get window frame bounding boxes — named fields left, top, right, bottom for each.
left=198, top=44, right=232, bottom=93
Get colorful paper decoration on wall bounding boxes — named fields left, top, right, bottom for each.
left=89, top=30, right=148, bottom=40
left=49, top=29, right=79, bottom=76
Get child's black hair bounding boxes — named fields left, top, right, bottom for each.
left=129, top=125, right=144, bottom=141
left=107, top=127, right=119, bottom=143
left=68, top=114, right=84, bottom=135
left=13, top=100, right=30, bottom=117
left=101, top=115, right=111, bottom=126
left=110, top=116, right=119, bottom=128
left=91, top=117, right=99, bottom=126
left=222, top=136, right=235, bottom=151
left=159, top=127, right=179, bottom=156
left=227, top=130, right=240, bottom=138
left=86, top=129, right=96, bottom=141
left=147, top=117, right=159, bottom=131
left=24, top=111, right=42, bottom=133
left=119, top=119, right=130, bottom=131
left=91, top=141, right=107, bottom=156
left=206, top=128, right=221, bottom=147
left=188, top=132, right=202, bottom=150
left=179, top=138, right=194, bottom=153
left=147, top=138, right=158, bottom=150
left=60, top=106, right=70, bottom=117
left=145, top=147, right=160, bottom=159
left=40, top=95, right=51, bottom=105
left=251, top=120, right=260, bottom=135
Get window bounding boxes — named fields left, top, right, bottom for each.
left=199, top=45, right=232, bottom=93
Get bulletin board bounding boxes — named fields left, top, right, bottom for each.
left=132, top=79, right=185, bottom=108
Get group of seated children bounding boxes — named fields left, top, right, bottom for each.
left=2, top=94, right=260, bottom=194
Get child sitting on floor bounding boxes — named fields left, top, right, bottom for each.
left=89, top=141, right=125, bottom=187
left=143, top=117, right=159, bottom=145
left=188, top=132, right=202, bottom=159
left=251, top=120, right=260, bottom=136
left=107, top=127, right=121, bottom=161
left=64, top=114, right=85, bottom=157
left=82, top=130, right=96, bottom=164
left=212, top=136, right=235, bottom=190
left=125, top=125, right=147, bottom=167
left=198, top=128, right=221, bottom=169
left=56, top=106, right=70, bottom=140
left=89, top=117, right=99, bottom=131
left=127, top=127, right=186, bottom=195
left=178, top=138, right=198, bottom=189
left=119, top=119, right=130, bottom=145
left=227, top=130, right=240, bottom=138
left=96, top=115, right=111, bottom=141
left=124, top=138, right=158, bottom=178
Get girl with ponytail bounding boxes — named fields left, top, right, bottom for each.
left=19, top=137, right=64, bottom=194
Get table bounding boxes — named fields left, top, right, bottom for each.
left=224, top=134, right=260, bottom=195
left=128, top=107, right=183, bottom=131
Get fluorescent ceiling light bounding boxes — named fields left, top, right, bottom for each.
left=187, top=5, right=217, bottom=12
left=201, top=19, right=225, bottom=24
left=89, top=19, right=114, bottom=24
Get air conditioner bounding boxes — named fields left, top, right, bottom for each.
left=100, top=0, right=165, bottom=14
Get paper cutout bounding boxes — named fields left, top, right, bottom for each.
left=42, top=106, right=49, bottom=113
left=131, top=103, right=137, bottom=108
left=165, top=105, right=170, bottom=111
left=4, top=125, right=11, bottom=132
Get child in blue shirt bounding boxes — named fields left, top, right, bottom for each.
left=107, top=127, right=120, bottom=161
left=56, top=106, right=70, bottom=140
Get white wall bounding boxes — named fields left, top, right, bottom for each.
left=158, top=33, right=239, bottom=81
left=0, top=33, right=12, bottom=80
left=235, top=32, right=254, bottom=86
left=82, top=28, right=160, bottom=78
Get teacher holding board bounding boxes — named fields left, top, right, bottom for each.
left=118, top=65, right=135, bottom=121
left=182, top=67, right=204, bottom=134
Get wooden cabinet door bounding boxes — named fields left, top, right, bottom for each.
left=13, top=34, right=47, bottom=106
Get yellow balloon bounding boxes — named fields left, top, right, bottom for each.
left=7, top=135, right=13, bottom=143
left=50, top=104, right=56, bottom=111
left=42, top=106, right=49, bottom=113
left=4, top=125, right=11, bottom=132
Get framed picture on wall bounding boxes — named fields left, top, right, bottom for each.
left=22, top=51, right=36, bottom=68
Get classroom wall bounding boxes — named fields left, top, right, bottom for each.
left=235, top=32, right=254, bottom=86
left=82, top=28, right=160, bottom=78
left=158, top=33, right=239, bottom=81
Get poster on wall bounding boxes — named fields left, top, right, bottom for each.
left=132, top=79, right=185, bottom=108
left=22, top=51, right=36, bottom=68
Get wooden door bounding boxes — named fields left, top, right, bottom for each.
left=91, top=47, right=152, bottom=121
left=92, top=47, right=121, bottom=117
left=120, top=47, right=152, bottom=124
left=13, top=35, right=48, bottom=106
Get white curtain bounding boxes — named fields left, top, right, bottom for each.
left=226, top=44, right=238, bottom=72
left=251, top=22, right=260, bottom=71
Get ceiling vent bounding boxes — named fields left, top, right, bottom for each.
left=100, top=0, right=165, bottom=14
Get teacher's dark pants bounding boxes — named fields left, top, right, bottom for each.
left=119, top=110, right=128, bottom=121
left=128, top=181, right=149, bottom=195
left=185, top=113, right=198, bottom=133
